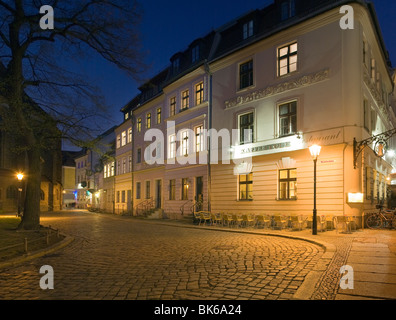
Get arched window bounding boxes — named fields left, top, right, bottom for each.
left=40, top=189, right=45, bottom=201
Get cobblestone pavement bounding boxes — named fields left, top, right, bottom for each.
left=0, top=211, right=325, bottom=300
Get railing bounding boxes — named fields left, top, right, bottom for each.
left=179, top=200, right=192, bottom=216
left=180, top=200, right=204, bottom=216
left=135, top=198, right=155, bottom=216
left=0, top=226, right=62, bottom=256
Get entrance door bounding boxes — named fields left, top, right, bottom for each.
left=195, top=176, right=203, bottom=211
left=127, top=190, right=132, bottom=212
left=155, top=180, right=162, bottom=209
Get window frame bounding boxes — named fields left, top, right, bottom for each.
left=137, top=118, right=142, bottom=132
left=239, top=59, right=254, bottom=90
left=181, top=90, right=189, bottom=110
left=156, top=107, right=161, bottom=124
left=146, top=113, right=151, bottom=129
left=195, top=82, right=204, bottom=106
left=243, top=20, right=254, bottom=40
left=278, top=100, right=297, bottom=137
left=278, top=168, right=297, bottom=200
left=169, top=179, right=176, bottom=200
left=238, top=173, right=253, bottom=201
left=278, top=41, right=298, bottom=76
left=170, top=96, right=176, bottom=116
left=195, top=125, right=205, bottom=152
left=181, top=178, right=189, bottom=200
left=238, top=111, right=254, bottom=145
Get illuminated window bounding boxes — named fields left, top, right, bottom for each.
left=156, top=108, right=161, bottom=124
left=279, top=101, right=297, bottom=137
left=127, top=127, right=132, bottom=143
left=182, top=90, right=189, bottom=110
left=195, top=82, right=204, bottom=105
left=239, top=173, right=253, bottom=200
left=116, top=135, right=121, bottom=148
left=169, top=134, right=176, bottom=158
left=181, top=131, right=189, bottom=156
left=182, top=178, right=188, bottom=200
left=279, top=169, right=297, bottom=200
left=137, top=118, right=142, bottom=132
left=195, top=125, right=205, bottom=152
left=239, top=60, right=253, bottom=89
left=121, top=131, right=127, bottom=146
left=170, top=97, right=176, bottom=116
left=278, top=42, right=297, bottom=76
left=146, top=113, right=151, bottom=129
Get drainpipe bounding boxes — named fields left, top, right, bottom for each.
left=204, top=60, right=212, bottom=212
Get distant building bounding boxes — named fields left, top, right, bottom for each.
left=74, top=126, right=116, bottom=210
left=62, top=150, right=80, bottom=209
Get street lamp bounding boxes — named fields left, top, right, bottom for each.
left=16, top=172, right=24, bottom=217
left=309, top=145, right=321, bottom=235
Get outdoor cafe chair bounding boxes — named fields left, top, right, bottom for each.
left=335, top=215, right=351, bottom=234
left=231, top=214, right=243, bottom=228
left=199, top=211, right=211, bottom=226
left=211, top=212, right=223, bottom=226
left=242, top=214, right=255, bottom=228
left=272, top=215, right=287, bottom=230
left=289, top=215, right=304, bottom=231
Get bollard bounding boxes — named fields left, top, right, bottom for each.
left=24, top=238, right=28, bottom=253
left=46, top=231, right=50, bottom=245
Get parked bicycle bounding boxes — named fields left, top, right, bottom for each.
left=366, top=204, right=396, bottom=229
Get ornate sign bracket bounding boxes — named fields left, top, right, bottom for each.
left=353, top=128, right=396, bottom=169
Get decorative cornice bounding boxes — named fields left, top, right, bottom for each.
left=224, top=69, right=330, bottom=109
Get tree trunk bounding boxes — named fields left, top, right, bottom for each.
left=18, top=147, right=42, bottom=230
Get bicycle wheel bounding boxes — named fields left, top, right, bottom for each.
left=391, top=214, right=396, bottom=230
left=366, top=214, right=383, bottom=229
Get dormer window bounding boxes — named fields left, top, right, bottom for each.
left=172, top=58, right=180, bottom=73
left=281, top=0, right=296, bottom=21
left=192, top=45, right=200, bottom=63
left=243, top=20, right=254, bottom=40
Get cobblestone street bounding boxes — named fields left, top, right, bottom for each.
left=0, top=211, right=324, bottom=300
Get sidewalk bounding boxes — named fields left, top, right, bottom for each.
left=146, top=218, right=396, bottom=300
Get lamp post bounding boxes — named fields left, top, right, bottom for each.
left=309, top=145, right=321, bottom=235
left=16, top=172, right=24, bottom=217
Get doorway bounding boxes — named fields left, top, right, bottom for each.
left=195, top=176, right=203, bottom=212
left=155, top=180, right=162, bottom=209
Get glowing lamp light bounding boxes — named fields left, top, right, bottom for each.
left=347, top=193, right=364, bottom=203
left=16, top=173, right=24, bottom=181
left=309, top=145, right=321, bottom=160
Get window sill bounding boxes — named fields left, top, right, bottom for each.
left=237, top=199, right=253, bottom=202
left=276, top=198, right=297, bottom=201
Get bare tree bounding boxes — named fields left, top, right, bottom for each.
left=0, top=0, right=145, bottom=229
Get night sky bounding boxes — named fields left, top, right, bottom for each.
left=68, top=0, right=396, bottom=148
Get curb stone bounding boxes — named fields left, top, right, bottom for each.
left=0, top=234, right=74, bottom=269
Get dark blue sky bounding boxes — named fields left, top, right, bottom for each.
left=79, top=0, right=396, bottom=135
